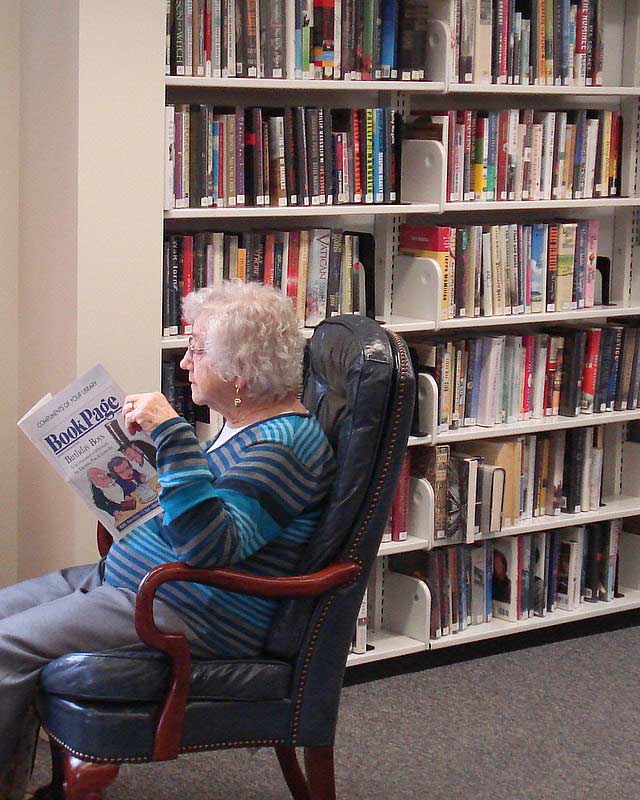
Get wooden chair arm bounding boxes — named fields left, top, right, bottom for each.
left=97, top=522, right=114, bottom=558
left=133, top=560, right=361, bottom=762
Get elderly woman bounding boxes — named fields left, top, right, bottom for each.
left=0, top=281, right=335, bottom=800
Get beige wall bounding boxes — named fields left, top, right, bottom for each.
left=17, top=0, right=165, bottom=578
left=0, top=1, right=20, bottom=587
left=18, top=0, right=81, bottom=576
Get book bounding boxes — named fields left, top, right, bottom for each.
left=447, top=453, right=479, bottom=544
left=460, top=437, right=522, bottom=527
left=599, top=519, right=621, bottom=601
left=556, top=535, right=581, bottom=610
left=17, top=364, right=161, bottom=541
left=477, top=462, right=505, bottom=533
left=530, top=531, right=547, bottom=616
left=470, top=541, right=489, bottom=624
left=305, top=228, right=331, bottom=326
left=412, top=444, right=449, bottom=540
left=390, top=451, right=410, bottom=542
left=492, top=536, right=519, bottom=621
left=352, top=587, right=368, bottom=653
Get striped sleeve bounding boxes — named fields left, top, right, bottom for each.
left=150, top=417, right=329, bottom=568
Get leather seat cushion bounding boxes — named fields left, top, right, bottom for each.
left=37, top=695, right=296, bottom=761
left=39, top=649, right=292, bottom=702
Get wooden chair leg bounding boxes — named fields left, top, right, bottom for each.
left=48, top=740, right=67, bottom=800
left=275, top=747, right=311, bottom=800
left=304, top=746, right=336, bottom=800
left=63, top=754, right=120, bottom=800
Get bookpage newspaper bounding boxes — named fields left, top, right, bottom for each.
left=18, top=364, right=162, bottom=541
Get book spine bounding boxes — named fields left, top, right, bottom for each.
left=364, top=108, right=375, bottom=203
left=317, top=108, right=326, bottom=204
left=326, top=230, right=343, bottom=316
left=294, top=107, right=310, bottom=205
left=164, top=105, right=176, bottom=210
left=391, top=452, right=410, bottom=541
left=374, top=108, right=385, bottom=203
left=352, top=110, right=363, bottom=203
left=233, top=0, right=246, bottom=76
left=305, top=108, right=321, bottom=205
left=283, top=108, right=298, bottom=205
left=181, top=235, right=194, bottom=334
left=235, top=108, right=245, bottom=206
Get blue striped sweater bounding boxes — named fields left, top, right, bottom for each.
left=103, top=413, right=335, bottom=656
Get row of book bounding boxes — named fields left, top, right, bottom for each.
left=162, top=229, right=375, bottom=333
left=162, top=357, right=209, bottom=428
left=166, top=0, right=439, bottom=81
left=407, top=108, right=622, bottom=203
left=409, top=324, right=640, bottom=435
left=411, top=426, right=604, bottom=542
left=388, top=520, right=621, bottom=639
left=399, top=220, right=601, bottom=320
left=456, top=0, right=605, bottom=86
left=165, top=104, right=401, bottom=209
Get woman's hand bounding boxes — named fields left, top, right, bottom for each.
left=123, top=392, right=179, bottom=436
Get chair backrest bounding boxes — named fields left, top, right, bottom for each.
left=264, top=315, right=415, bottom=665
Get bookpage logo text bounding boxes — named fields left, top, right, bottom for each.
left=43, top=397, right=121, bottom=455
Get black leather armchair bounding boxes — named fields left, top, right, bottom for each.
left=35, top=315, right=415, bottom=800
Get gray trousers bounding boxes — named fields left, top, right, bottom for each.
left=0, top=562, right=209, bottom=800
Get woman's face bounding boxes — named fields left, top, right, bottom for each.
left=180, top=316, right=234, bottom=411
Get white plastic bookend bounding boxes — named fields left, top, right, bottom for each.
left=383, top=571, right=431, bottom=644
left=424, top=19, right=451, bottom=86
left=408, top=477, right=435, bottom=548
left=392, top=255, right=442, bottom=325
left=618, top=532, right=640, bottom=590
left=621, top=439, right=640, bottom=497
left=400, top=139, right=446, bottom=206
left=418, top=372, right=439, bottom=440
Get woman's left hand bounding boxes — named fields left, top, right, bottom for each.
left=123, top=392, right=179, bottom=435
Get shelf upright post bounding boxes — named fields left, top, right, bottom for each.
left=373, top=87, right=403, bottom=323
left=381, top=89, right=417, bottom=325
left=617, top=1, right=640, bottom=501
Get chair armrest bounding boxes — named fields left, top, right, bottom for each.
left=134, top=560, right=361, bottom=762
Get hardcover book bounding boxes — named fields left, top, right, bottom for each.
left=492, top=536, right=519, bottom=621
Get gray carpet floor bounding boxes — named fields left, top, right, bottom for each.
left=30, top=612, right=640, bottom=799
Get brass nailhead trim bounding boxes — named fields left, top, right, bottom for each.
left=45, top=728, right=285, bottom=764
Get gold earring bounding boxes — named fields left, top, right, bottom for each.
left=234, top=384, right=242, bottom=407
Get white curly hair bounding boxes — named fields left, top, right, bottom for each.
left=182, top=281, right=304, bottom=401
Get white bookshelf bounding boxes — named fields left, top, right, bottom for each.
left=361, top=527, right=640, bottom=662
left=165, top=203, right=442, bottom=219
left=443, top=198, right=640, bottom=212
left=379, top=535, right=431, bottom=556
left=166, top=77, right=448, bottom=93
left=393, top=255, right=640, bottom=331
left=347, top=582, right=640, bottom=666
left=436, top=410, right=640, bottom=444
left=361, top=0, right=640, bottom=663
left=467, top=495, right=640, bottom=542
left=438, top=305, right=640, bottom=330
left=429, top=587, right=640, bottom=649
left=448, top=84, right=640, bottom=97
left=160, top=316, right=436, bottom=353
left=159, top=0, right=640, bottom=667
left=347, top=630, right=426, bottom=666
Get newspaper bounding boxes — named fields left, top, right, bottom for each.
left=18, top=364, right=162, bottom=541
